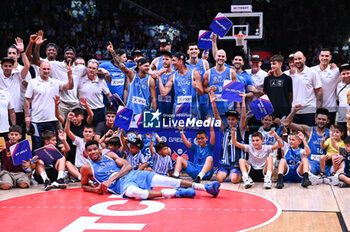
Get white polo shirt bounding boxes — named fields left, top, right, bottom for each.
left=246, top=69, right=268, bottom=92
left=311, top=65, right=340, bottom=112
left=25, top=76, right=65, bottom=123
left=6, top=64, right=32, bottom=113
left=0, top=70, right=30, bottom=113
left=50, top=61, right=86, bottom=104
left=0, top=89, right=14, bottom=133
left=77, top=75, right=110, bottom=109
left=336, top=81, right=350, bottom=123
left=291, top=66, right=322, bottom=114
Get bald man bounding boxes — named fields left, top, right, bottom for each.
left=24, top=61, right=74, bottom=150
left=203, top=49, right=237, bottom=121
left=291, top=51, right=322, bottom=126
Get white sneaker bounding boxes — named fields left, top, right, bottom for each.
left=309, top=174, right=324, bottom=185
left=264, top=176, right=272, bottom=189
left=243, top=176, right=254, bottom=189
left=323, top=174, right=340, bottom=186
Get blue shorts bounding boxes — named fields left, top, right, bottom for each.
left=109, top=170, right=156, bottom=195
left=309, top=160, right=332, bottom=176
left=183, top=161, right=214, bottom=180
left=217, top=166, right=242, bottom=176
left=283, top=165, right=302, bottom=183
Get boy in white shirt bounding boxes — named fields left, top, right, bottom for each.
left=232, top=130, right=283, bottom=189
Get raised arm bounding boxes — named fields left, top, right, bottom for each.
left=53, top=95, right=65, bottom=125
left=231, top=127, right=245, bottom=149
left=13, top=37, right=30, bottom=79
left=150, top=57, right=159, bottom=71
left=62, top=63, right=74, bottom=90
left=64, top=112, right=76, bottom=142
left=299, top=132, right=311, bottom=156
left=270, top=130, right=283, bottom=150
left=239, top=92, right=247, bottom=131
left=210, top=33, right=218, bottom=59
left=25, top=33, right=37, bottom=64
left=107, top=41, right=135, bottom=83
left=120, top=129, right=128, bottom=151
left=179, top=128, right=192, bottom=149
left=32, top=30, right=47, bottom=66
left=209, top=117, right=215, bottom=146
left=58, top=130, right=70, bottom=153
left=80, top=97, right=94, bottom=125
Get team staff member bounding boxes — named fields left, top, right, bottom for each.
left=24, top=61, right=74, bottom=150
left=77, top=59, right=112, bottom=126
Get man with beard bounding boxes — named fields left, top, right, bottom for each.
left=291, top=51, right=322, bottom=126
left=107, top=42, right=157, bottom=118
left=311, top=48, right=340, bottom=126
left=81, top=140, right=221, bottom=199
left=150, top=38, right=173, bottom=71
left=156, top=50, right=175, bottom=115
left=157, top=52, right=203, bottom=119
left=283, top=106, right=330, bottom=177
left=203, top=49, right=237, bottom=121
left=1, top=38, right=31, bottom=139
left=99, top=48, right=128, bottom=103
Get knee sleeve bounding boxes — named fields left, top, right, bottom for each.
left=150, top=174, right=181, bottom=188
left=124, top=185, right=149, bottom=199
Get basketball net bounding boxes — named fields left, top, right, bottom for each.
left=234, top=34, right=246, bottom=46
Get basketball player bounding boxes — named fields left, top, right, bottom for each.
left=80, top=140, right=221, bottom=199
left=187, top=42, right=210, bottom=119
left=203, top=49, right=237, bottom=121
left=283, top=105, right=331, bottom=176
left=157, top=52, right=203, bottom=119
left=107, top=42, right=157, bottom=117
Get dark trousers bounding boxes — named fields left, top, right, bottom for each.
left=31, top=121, right=57, bottom=151
left=293, top=113, right=315, bottom=126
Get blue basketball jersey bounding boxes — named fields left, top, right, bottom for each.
left=187, top=59, right=207, bottom=105
left=208, top=67, right=232, bottom=115
left=89, top=155, right=124, bottom=193
left=308, top=127, right=329, bottom=161
left=99, top=61, right=126, bottom=99
left=126, top=73, right=151, bottom=115
left=285, top=147, right=304, bottom=167
left=156, top=71, right=175, bottom=115
left=173, top=68, right=200, bottom=118
left=220, top=125, right=244, bottom=169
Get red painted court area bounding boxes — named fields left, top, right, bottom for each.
left=0, top=188, right=280, bottom=232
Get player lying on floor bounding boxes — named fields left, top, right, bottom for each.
left=81, top=140, right=221, bottom=199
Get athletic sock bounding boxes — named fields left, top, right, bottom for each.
left=57, top=171, right=64, bottom=180
left=192, top=183, right=206, bottom=191
left=161, top=189, right=176, bottom=198
left=266, top=170, right=272, bottom=179
left=198, top=172, right=205, bottom=179
left=173, top=171, right=179, bottom=177
left=242, top=172, right=248, bottom=179
left=40, top=172, right=49, bottom=182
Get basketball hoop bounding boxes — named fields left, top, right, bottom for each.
left=234, top=34, right=246, bottom=46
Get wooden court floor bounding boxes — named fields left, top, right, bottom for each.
left=1, top=181, right=349, bottom=232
